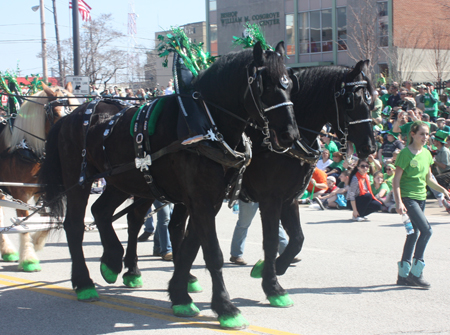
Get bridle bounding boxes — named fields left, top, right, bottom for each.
left=333, top=71, right=373, bottom=159
left=44, top=98, right=72, bottom=127
left=244, top=63, right=295, bottom=154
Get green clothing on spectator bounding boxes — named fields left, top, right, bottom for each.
left=328, top=160, right=344, bottom=171
left=421, top=90, right=439, bottom=118
left=371, top=182, right=389, bottom=197
left=325, top=141, right=338, bottom=155
left=372, top=97, right=383, bottom=119
left=380, top=94, right=390, bottom=108
left=383, top=173, right=394, bottom=191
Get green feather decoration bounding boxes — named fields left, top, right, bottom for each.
left=157, top=26, right=217, bottom=77
left=232, top=22, right=273, bottom=51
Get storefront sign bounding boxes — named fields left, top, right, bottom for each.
left=221, top=11, right=280, bottom=26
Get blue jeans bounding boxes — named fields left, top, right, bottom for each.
left=143, top=208, right=155, bottom=234
left=230, top=200, right=288, bottom=258
left=401, top=197, right=432, bottom=263
left=152, top=200, right=173, bottom=256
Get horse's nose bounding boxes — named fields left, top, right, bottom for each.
left=279, top=126, right=299, bottom=147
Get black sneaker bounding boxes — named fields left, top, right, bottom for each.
left=313, top=197, right=325, bottom=210
left=138, top=231, right=154, bottom=242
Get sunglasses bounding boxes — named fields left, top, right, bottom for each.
left=359, top=164, right=370, bottom=168
left=386, top=168, right=392, bottom=171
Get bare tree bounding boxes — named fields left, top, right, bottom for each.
left=384, top=27, right=425, bottom=84
left=427, top=23, right=450, bottom=82
left=346, top=0, right=381, bottom=77
left=45, top=14, right=127, bottom=88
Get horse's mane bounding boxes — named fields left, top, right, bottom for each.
left=1, top=86, right=76, bottom=156
left=194, top=48, right=287, bottom=105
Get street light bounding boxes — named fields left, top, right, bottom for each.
left=31, top=0, right=48, bottom=82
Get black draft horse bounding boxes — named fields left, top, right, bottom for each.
left=40, top=42, right=299, bottom=329
left=169, top=60, right=376, bottom=307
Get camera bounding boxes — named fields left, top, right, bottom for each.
left=401, top=102, right=409, bottom=111
left=391, top=109, right=399, bottom=120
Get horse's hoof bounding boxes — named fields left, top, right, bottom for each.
left=268, top=293, right=294, bottom=308
left=76, top=286, right=100, bottom=302
left=100, top=263, right=119, bottom=284
left=2, top=252, right=19, bottom=262
left=172, top=302, right=200, bottom=317
left=250, top=259, right=264, bottom=278
left=187, top=279, right=203, bottom=293
left=18, top=260, right=41, bottom=272
left=218, top=313, right=249, bottom=330
left=123, top=274, right=143, bottom=288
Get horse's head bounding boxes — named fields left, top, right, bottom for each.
left=332, top=60, right=376, bottom=159
left=245, top=41, right=300, bottom=151
left=41, top=82, right=78, bottom=135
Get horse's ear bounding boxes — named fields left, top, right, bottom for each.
left=287, top=67, right=300, bottom=94
left=275, top=41, right=285, bottom=58
left=253, top=41, right=264, bottom=66
left=41, top=82, right=56, bottom=99
left=65, top=81, right=73, bottom=93
left=347, top=60, right=367, bottom=81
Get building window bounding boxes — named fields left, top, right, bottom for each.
left=297, top=8, right=346, bottom=54
left=377, top=1, right=388, bottom=47
left=337, top=7, right=347, bottom=50
left=285, top=14, right=295, bottom=55
left=210, top=24, right=217, bottom=55
left=209, top=0, right=216, bottom=11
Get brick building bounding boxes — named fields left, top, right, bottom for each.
left=205, top=0, right=450, bottom=83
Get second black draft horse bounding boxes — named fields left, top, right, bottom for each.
left=238, top=60, right=376, bottom=306
left=170, top=60, right=376, bottom=307
left=40, top=42, right=299, bottom=329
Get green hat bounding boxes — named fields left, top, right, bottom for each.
left=433, top=129, right=449, bottom=144
left=387, top=130, right=398, bottom=139
left=387, top=164, right=395, bottom=170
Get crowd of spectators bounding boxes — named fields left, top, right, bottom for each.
left=300, top=78, right=450, bottom=218
left=89, top=79, right=174, bottom=103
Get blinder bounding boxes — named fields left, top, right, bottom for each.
left=287, top=68, right=300, bottom=94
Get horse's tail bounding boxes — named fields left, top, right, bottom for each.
left=39, top=118, right=66, bottom=219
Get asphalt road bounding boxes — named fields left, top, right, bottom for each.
left=1, top=195, right=450, bottom=335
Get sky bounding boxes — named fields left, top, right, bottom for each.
left=0, top=0, right=206, bottom=76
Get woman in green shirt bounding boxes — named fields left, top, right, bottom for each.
left=393, top=121, right=450, bottom=288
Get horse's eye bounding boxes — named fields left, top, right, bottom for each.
left=365, top=90, right=372, bottom=105
left=280, top=75, right=289, bottom=89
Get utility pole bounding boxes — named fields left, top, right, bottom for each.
left=52, top=0, right=64, bottom=85
left=39, top=0, right=48, bottom=81
left=73, top=0, right=80, bottom=75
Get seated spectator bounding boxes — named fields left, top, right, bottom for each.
left=325, top=152, right=345, bottom=179
left=378, top=130, right=404, bottom=166
left=432, top=130, right=450, bottom=175
left=316, top=170, right=351, bottom=209
left=436, top=118, right=450, bottom=133
left=298, top=168, right=328, bottom=204
left=320, top=133, right=339, bottom=156
left=371, top=171, right=389, bottom=204
left=347, top=159, right=383, bottom=221
left=317, top=149, right=333, bottom=171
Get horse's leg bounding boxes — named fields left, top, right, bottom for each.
left=256, top=199, right=293, bottom=308
left=16, top=206, right=42, bottom=272
left=0, top=203, right=19, bottom=262
left=276, top=198, right=303, bottom=275
left=91, top=185, right=129, bottom=285
left=122, top=197, right=153, bottom=288
left=170, top=201, right=248, bottom=329
left=168, top=204, right=202, bottom=293
left=65, top=186, right=99, bottom=301
left=32, top=194, right=50, bottom=252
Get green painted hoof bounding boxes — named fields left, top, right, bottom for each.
left=268, top=293, right=294, bottom=307
left=123, top=274, right=143, bottom=288
left=250, top=259, right=264, bottom=278
left=187, top=279, right=203, bottom=293
left=76, top=286, right=99, bottom=302
left=172, top=302, right=200, bottom=317
left=2, top=252, right=19, bottom=262
left=19, top=260, right=41, bottom=272
left=218, top=313, right=249, bottom=330
left=100, top=263, right=118, bottom=284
